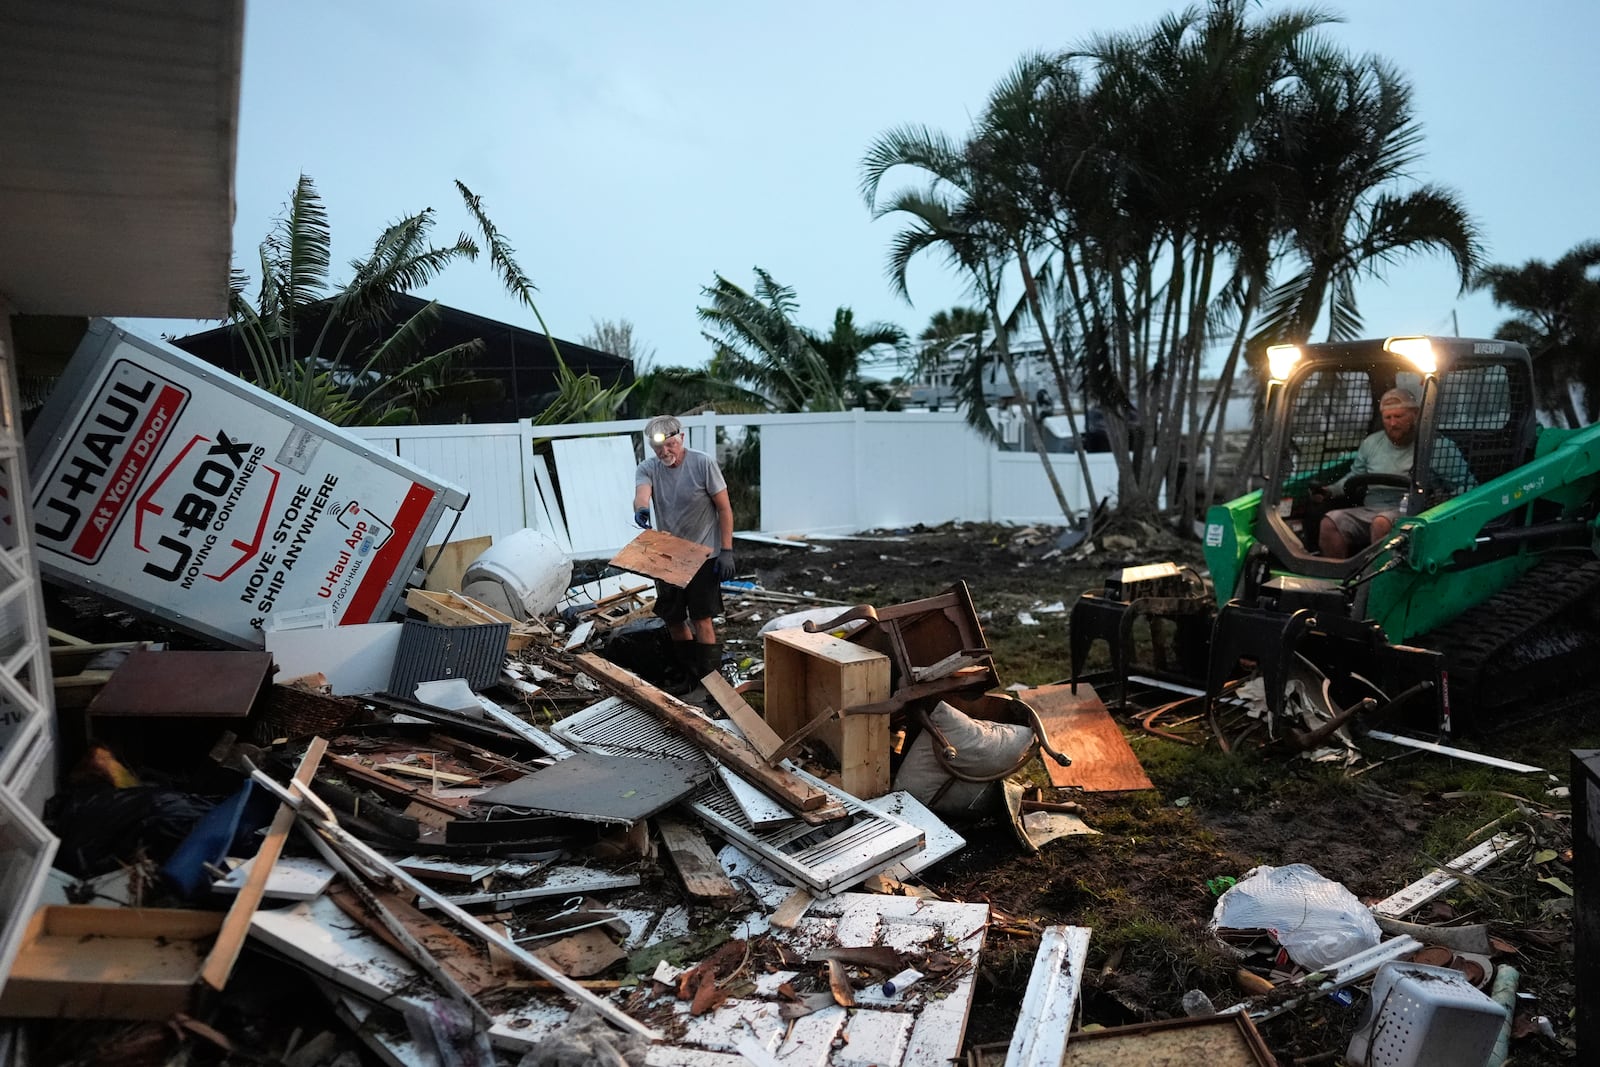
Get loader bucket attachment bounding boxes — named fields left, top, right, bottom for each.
left=1069, top=563, right=1214, bottom=707
left=1205, top=599, right=1446, bottom=727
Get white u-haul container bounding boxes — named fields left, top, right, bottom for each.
left=24, top=319, right=468, bottom=648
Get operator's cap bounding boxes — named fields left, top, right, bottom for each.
left=1379, top=386, right=1419, bottom=410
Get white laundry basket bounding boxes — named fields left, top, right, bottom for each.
left=1346, top=962, right=1506, bottom=1067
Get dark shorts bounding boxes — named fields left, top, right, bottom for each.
left=653, top=557, right=723, bottom=624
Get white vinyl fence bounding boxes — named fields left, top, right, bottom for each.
left=350, top=410, right=1137, bottom=559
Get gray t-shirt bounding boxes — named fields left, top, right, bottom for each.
left=635, top=448, right=728, bottom=550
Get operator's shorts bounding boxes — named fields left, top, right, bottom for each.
left=1326, top=505, right=1397, bottom=548
left=653, top=557, right=723, bottom=624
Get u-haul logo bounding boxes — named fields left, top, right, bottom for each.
left=34, top=359, right=190, bottom=564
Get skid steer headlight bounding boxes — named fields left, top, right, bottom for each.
left=1266, top=344, right=1302, bottom=382
left=1385, top=336, right=1437, bottom=375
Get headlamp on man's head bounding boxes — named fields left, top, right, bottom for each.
left=644, top=415, right=684, bottom=447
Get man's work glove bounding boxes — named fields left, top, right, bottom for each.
left=716, top=548, right=736, bottom=580
left=633, top=507, right=652, bottom=530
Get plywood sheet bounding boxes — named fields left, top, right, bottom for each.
left=422, top=535, right=493, bottom=593
left=1025, top=683, right=1154, bottom=792
left=610, top=529, right=713, bottom=588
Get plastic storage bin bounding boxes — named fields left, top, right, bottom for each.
left=1346, top=961, right=1506, bottom=1067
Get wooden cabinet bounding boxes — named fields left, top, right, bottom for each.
left=762, top=628, right=891, bottom=798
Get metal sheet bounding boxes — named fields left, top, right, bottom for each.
left=552, top=697, right=924, bottom=893
left=474, top=751, right=709, bottom=825
left=87, top=649, right=272, bottom=718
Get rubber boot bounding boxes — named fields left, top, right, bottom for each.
left=662, top=639, right=698, bottom=696
left=695, top=642, right=724, bottom=686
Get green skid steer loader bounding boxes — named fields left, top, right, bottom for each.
left=1070, top=335, right=1600, bottom=738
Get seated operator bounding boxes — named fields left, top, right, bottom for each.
left=1311, top=385, right=1472, bottom=558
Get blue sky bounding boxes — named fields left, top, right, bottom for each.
left=138, top=0, right=1598, bottom=376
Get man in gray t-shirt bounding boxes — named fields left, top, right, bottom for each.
left=632, top=415, right=735, bottom=691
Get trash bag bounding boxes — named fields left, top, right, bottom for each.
left=45, top=783, right=216, bottom=879
left=1209, top=862, right=1382, bottom=969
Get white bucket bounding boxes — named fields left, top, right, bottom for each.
left=460, top=529, right=572, bottom=620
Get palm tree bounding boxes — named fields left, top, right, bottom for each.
left=803, top=307, right=906, bottom=410
left=1473, top=241, right=1600, bottom=426
left=1254, top=45, right=1482, bottom=344
left=696, top=269, right=902, bottom=413
left=860, top=120, right=1085, bottom=526
left=229, top=175, right=491, bottom=425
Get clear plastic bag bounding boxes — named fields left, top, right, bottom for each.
left=1209, top=862, right=1382, bottom=969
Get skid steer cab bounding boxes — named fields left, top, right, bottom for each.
left=1076, top=335, right=1600, bottom=740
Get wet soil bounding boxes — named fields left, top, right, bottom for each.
left=724, top=520, right=1588, bottom=1065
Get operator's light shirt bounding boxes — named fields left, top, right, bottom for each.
left=1336, top=432, right=1474, bottom=510
left=635, top=448, right=727, bottom=550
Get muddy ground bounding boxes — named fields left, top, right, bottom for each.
left=721, top=520, right=1590, bottom=1064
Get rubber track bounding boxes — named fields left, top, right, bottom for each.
left=1416, top=557, right=1600, bottom=717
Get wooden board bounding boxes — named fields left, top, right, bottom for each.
left=0, top=906, right=224, bottom=1019
left=655, top=813, right=740, bottom=901
left=404, top=588, right=543, bottom=651
left=573, top=653, right=832, bottom=813
left=1025, top=683, right=1155, bottom=793
left=609, top=529, right=713, bottom=589
left=762, top=628, right=892, bottom=799
left=703, top=671, right=783, bottom=760
left=423, top=535, right=493, bottom=594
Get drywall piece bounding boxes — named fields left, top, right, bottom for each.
left=869, top=791, right=966, bottom=880
left=551, top=435, right=640, bottom=557
left=1370, top=833, right=1524, bottom=918
left=554, top=697, right=925, bottom=894
left=212, top=855, right=335, bottom=901
left=266, top=622, right=402, bottom=696
left=1005, top=925, right=1092, bottom=1067
left=475, top=751, right=709, bottom=825
left=249, top=895, right=570, bottom=1052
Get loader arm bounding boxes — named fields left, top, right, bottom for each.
left=1399, top=421, right=1600, bottom=568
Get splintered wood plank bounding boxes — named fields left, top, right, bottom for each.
left=610, top=529, right=714, bottom=588
left=326, top=883, right=506, bottom=999
left=1024, top=683, right=1155, bottom=792
left=702, top=671, right=783, bottom=760
left=200, top=738, right=327, bottom=993
left=574, top=653, right=830, bottom=812
left=656, top=814, right=740, bottom=902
